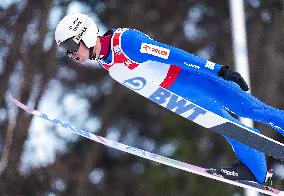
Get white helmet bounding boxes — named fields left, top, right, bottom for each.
left=55, top=13, right=98, bottom=53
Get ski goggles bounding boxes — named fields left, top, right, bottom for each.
left=59, top=37, right=80, bottom=55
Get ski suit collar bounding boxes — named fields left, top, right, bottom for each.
left=97, top=28, right=139, bottom=70
left=98, top=30, right=113, bottom=59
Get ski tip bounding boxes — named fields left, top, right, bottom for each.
left=8, top=94, right=35, bottom=114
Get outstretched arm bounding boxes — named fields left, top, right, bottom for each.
left=121, top=29, right=248, bottom=91
left=121, top=29, right=220, bottom=74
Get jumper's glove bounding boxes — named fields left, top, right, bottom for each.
left=218, top=66, right=249, bottom=91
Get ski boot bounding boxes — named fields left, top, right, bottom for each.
left=206, top=162, right=274, bottom=190
left=206, top=162, right=257, bottom=181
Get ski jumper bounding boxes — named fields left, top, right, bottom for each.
left=97, top=28, right=284, bottom=183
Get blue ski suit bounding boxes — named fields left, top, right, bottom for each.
left=98, top=28, right=284, bottom=183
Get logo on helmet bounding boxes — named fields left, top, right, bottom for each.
left=69, top=18, right=82, bottom=31
left=75, top=27, right=88, bottom=42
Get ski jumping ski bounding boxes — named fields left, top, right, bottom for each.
left=134, top=86, right=284, bottom=161
left=9, top=95, right=284, bottom=195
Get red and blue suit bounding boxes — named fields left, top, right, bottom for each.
left=97, top=28, right=284, bottom=183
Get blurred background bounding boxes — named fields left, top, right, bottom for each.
left=1, top=0, right=284, bottom=195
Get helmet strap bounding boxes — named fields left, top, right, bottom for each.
left=89, top=47, right=96, bottom=60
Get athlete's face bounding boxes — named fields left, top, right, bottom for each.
left=67, top=41, right=89, bottom=64
left=66, top=38, right=101, bottom=63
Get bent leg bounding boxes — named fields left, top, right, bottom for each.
left=218, top=108, right=267, bottom=183
left=168, top=69, right=267, bottom=183
left=225, top=137, right=267, bottom=183
left=202, top=100, right=267, bottom=183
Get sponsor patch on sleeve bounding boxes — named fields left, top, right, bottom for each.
left=205, top=60, right=216, bottom=70
left=140, top=43, right=170, bottom=59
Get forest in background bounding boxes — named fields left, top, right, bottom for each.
left=0, top=0, right=284, bottom=195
